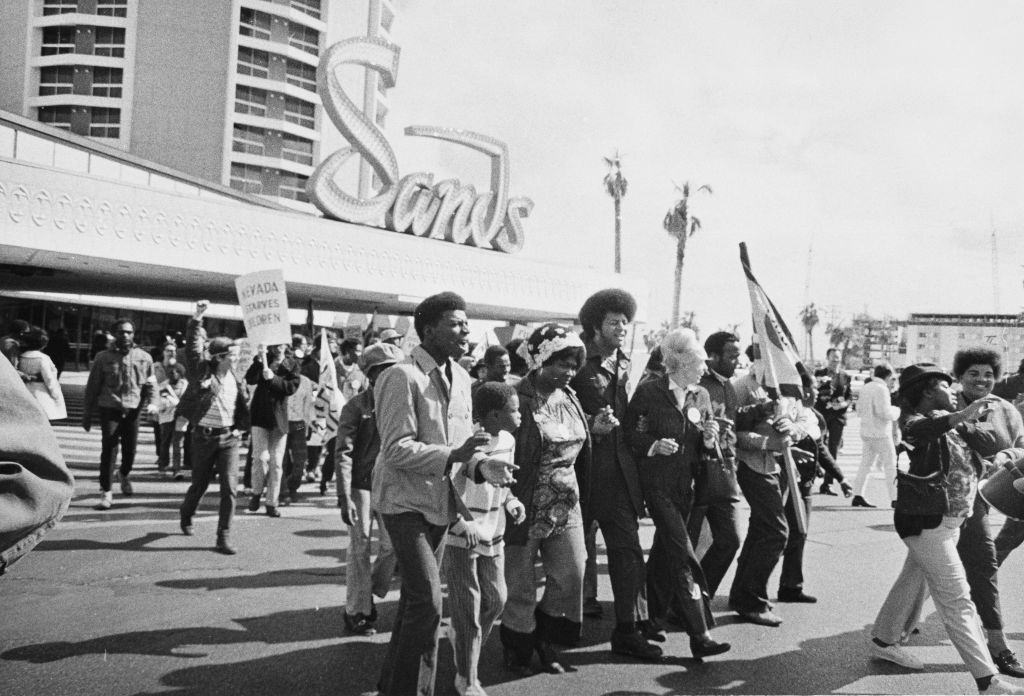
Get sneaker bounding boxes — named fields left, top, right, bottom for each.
left=454, top=674, right=488, bottom=696
left=995, top=650, right=1024, bottom=679
left=984, top=676, right=1024, bottom=694
left=120, top=475, right=133, bottom=497
left=869, top=640, right=923, bottom=670
left=737, top=610, right=783, bottom=627
left=343, top=611, right=377, bottom=636
left=94, top=491, right=113, bottom=510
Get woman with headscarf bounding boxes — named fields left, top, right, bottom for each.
left=500, top=324, right=592, bottom=676
left=623, top=328, right=730, bottom=660
left=18, top=326, right=67, bottom=421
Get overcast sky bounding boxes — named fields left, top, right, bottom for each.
left=376, top=1, right=1024, bottom=347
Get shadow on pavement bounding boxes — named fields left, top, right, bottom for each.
left=35, top=532, right=177, bottom=552
left=156, top=565, right=345, bottom=591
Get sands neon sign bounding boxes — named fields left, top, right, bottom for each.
left=307, top=37, right=533, bottom=254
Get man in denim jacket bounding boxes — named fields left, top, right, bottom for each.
left=82, top=317, right=157, bottom=510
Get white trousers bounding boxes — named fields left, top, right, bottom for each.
left=853, top=436, right=898, bottom=501
left=872, top=521, right=997, bottom=679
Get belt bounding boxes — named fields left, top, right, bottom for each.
left=197, top=425, right=232, bottom=436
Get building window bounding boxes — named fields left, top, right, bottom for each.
left=94, top=27, right=126, bottom=57
left=285, top=60, right=316, bottom=92
left=281, top=134, right=313, bottom=165
left=289, top=0, right=320, bottom=20
left=95, top=0, right=127, bottom=17
left=232, top=125, right=265, bottom=155
left=234, top=85, right=268, bottom=117
left=237, top=46, right=270, bottom=79
left=288, top=22, right=319, bottom=55
left=38, top=66, right=75, bottom=96
left=284, top=97, right=314, bottom=129
left=230, top=163, right=264, bottom=195
left=239, top=8, right=271, bottom=41
left=89, top=107, right=120, bottom=137
left=43, top=0, right=77, bottom=16
left=278, top=173, right=309, bottom=202
left=38, top=105, right=73, bottom=130
left=41, top=26, right=76, bottom=55
left=92, top=67, right=123, bottom=97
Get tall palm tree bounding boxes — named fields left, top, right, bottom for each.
left=663, top=181, right=712, bottom=326
left=799, top=303, right=819, bottom=364
left=603, top=152, right=628, bottom=273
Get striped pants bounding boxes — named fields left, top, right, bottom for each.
left=442, top=546, right=506, bottom=685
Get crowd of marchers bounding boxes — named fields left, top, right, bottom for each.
left=5, top=289, right=1024, bottom=696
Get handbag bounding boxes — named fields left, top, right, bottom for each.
left=894, top=442, right=949, bottom=516
left=694, top=452, right=740, bottom=505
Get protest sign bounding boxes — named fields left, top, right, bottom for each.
left=235, top=269, right=291, bottom=347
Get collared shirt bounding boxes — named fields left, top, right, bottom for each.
left=371, top=345, right=479, bottom=526
left=83, top=345, right=155, bottom=415
left=732, top=371, right=818, bottom=474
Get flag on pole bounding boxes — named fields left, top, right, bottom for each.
left=739, top=242, right=808, bottom=399
left=739, top=242, right=808, bottom=534
left=312, top=328, right=344, bottom=444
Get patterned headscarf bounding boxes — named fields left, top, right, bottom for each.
left=518, top=323, right=585, bottom=370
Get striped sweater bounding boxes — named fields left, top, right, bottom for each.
left=447, top=430, right=518, bottom=556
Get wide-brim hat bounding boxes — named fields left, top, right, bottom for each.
left=898, top=362, right=953, bottom=395
left=379, top=328, right=403, bottom=342
left=361, top=342, right=404, bottom=372
left=207, top=336, right=236, bottom=357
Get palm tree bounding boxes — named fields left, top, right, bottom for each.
left=603, top=152, right=628, bottom=273
left=663, top=181, right=712, bottom=326
left=799, top=303, right=819, bottom=364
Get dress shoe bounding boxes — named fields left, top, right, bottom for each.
left=120, top=475, right=133, bottom=496
left=610, top=629, right=663, bottom=661
left=777, top=588, right=817, bottom=603
left=215, top=533, right=237, bottom=555
left=690, top=635, right=731, bottom=661
left=180, top=515, right=194, bottom=536
left=247, top=494, right=261, bottom=512
left=639, top=619, right=667, bottom=643
left=265, top=506, right=281, bottom=518
left=534, top=639, right=567, bottom=674
left=737, top=610, right=783, bottom=627
left=819, top=483, right=837, bottom=496
left=995, top=649, right=1024, bottom=679
left=852, top=495, right=876, bottom=508
left=582, top=597, right=603, bottom=618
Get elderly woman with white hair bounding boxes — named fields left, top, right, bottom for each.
left=624, top=328, right=730, bottom=660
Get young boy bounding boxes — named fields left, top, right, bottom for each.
left=444, top=381, right=526, bottom=696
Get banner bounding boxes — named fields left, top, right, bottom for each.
left=739, top=242, right=808, bottom=533
left=235, top=269, right=291, bottom=347
left=310, top=329, right=344, bottom=446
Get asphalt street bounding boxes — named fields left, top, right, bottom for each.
left=3, top=375, right=1024, bottom=696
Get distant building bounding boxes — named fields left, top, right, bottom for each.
left=851, top=314, right=906, bottom=369
left=0, top=0, right=394, bottom=211
left=903, top=313, right=1024, bottom=371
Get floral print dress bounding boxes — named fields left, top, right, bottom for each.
left=528, top=389, right=586, bottom=540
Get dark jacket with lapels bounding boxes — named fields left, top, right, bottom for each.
left=506, top=371, right=592, bottom=547
left=175, top=318, right=249, bottom=431
left=623, top=375, right=713, bottom=481
left=569, top=339, right=643, bottom=519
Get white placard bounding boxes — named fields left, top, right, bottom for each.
left=235, top=269, right=291, bottom=347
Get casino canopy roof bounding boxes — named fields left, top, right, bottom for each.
left=0, top=111, right=646, bottom=323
